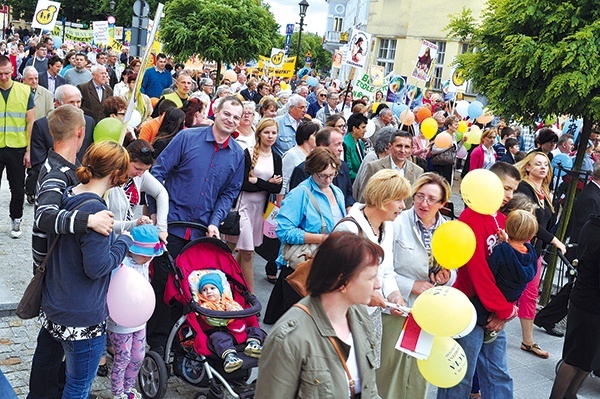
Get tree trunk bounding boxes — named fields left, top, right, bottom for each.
left=540, top=116, right=592, bottom=305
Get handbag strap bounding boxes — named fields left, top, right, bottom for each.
left=334, top=216, right=364, bottom=237
left=294, top=303, right=356, bottom=398
left=36, top=198, right=100, bottom=274
left=302, top=186, right=327, bottom=234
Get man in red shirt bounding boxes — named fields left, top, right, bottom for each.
left=437, top=162, right=521, bottom=399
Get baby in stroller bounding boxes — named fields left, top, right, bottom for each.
left=196, top=273, right=264, bottom=373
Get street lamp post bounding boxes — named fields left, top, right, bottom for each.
left=296, top=0, right=309, bottom=63
left=109, top=0, right=116, bottom=14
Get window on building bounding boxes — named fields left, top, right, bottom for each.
left=376, top=38, right=397, bottom=76
left=431, top=41, right=446, bottom=90
left=333, top=17, right=343, bottom=32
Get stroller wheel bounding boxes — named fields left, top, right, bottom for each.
left=138, top=351, right=168, bottom=399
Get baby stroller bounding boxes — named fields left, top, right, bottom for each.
left=137, top=222, right=263, bottom=399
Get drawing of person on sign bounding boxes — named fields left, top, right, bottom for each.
left=351, top=35, right=365, bottom=63
left=411, top=40, right=438, bottom=82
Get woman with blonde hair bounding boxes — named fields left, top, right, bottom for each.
left=334, top=169, right=410, bottom=367
left=380, top=172, right=456, bottom=398
left=235, top=101, right=257, bottom=150
left=514, top=152, right=566, bottom=358
left=40, top=141, right=132, bottom=398
left=468, top=128, right=498, bottom=171
left=225, top=118, right=282, bottom=292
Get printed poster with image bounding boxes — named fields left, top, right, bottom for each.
left=369, top=65, right=385, bottom=87
left=411, top=40, right=438, bottom=82
left=332, top=50, right=343, bottom=69
left=344, top=29, right=371, bottom=69
left=386, top=74, right=407, bottom=103
left=31, top=0, right=61, bottom=30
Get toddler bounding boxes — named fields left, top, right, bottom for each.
left=472, top=209, right=538, bottom=343
left=107, top=225, right=164, bottom=399
left=197, top=273, right=264, bottom=373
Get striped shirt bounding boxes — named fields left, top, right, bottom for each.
left=32, top=150, right=89, bottom=272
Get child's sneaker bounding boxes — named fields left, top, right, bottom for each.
left=223, top=351, right=243, bottom=373
left=483, top=328, right=499, bottom=344
left=113, top=394, right=128, bottom=399
left=124, top=388, right=142, bottom=399
left=244, top=339, right=262, bottom=358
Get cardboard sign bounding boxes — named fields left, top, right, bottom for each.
left=411, top=40, right=438, bottom=82
left=344, top=29, right=371, bottom=69
left=32, top=0, right=61, bottom=30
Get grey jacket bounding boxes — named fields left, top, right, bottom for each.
left=256, top=295, right=379, bottom=398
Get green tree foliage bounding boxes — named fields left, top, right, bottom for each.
left=9, top=0, right=108, bottom=27
left=446, top=1, right=600, bottom=122
left=446, top=0, right=600, bottom=304
left=284, top=31, right=332, bottom=72
left=160, top=0, right=279, bottom=65
left=112, top=0, right=161, bottom=30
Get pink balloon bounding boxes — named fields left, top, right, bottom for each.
left=400, top=109, right=415, bottom=125
left=107, top=265, right=155, bottom=328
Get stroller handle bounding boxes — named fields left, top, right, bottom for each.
left=189, top=293, right=262, bottom=319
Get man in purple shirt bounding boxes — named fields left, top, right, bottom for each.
left=146, top=96, right=245, bottom=353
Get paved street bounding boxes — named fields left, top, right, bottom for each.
left=1, top=173, right=599, bottom=398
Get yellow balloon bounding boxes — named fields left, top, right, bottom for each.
left=421, top=117, right=438, bottom=140
left=457, top=120, right=468, bottom=133
left=460, top=169, right=504, bottom=215
left=279, top=82, right=289, bottom=91
left=411, top=286, right=475, bottom=337
left=431, top=221, right=476, bottom=269
left=466, top=126, right=481, bottom=144
left=417, top=336, right=468, bottom=388
left=372, top=102, right=381, bottom=113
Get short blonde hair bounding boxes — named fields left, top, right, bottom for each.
left=479, top=128, right=498, bottom=144
left=505, top=209, right=538, bottom=242
left=411, top=172, right=452, bottom=204
left=363, top=169, right=411, bottom=209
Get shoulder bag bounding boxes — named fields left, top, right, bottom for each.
left=219, top=193, right=242, bottom=236
left=281, top=187, right=326, bottom=270
left=16, top=199, right=95, bottom=319
left=286, top=216, right=363, bottom=297
left=431, top=145, right=455, bottom=166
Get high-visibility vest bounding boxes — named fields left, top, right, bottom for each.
left=0, top=81, right=30, bottom=148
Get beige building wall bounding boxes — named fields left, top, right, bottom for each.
left=367, top=0, right=485, bottom=90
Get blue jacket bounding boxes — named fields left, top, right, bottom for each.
left=274, top=113, right=297, bottom=157
left=41, top=191, right=132, bottom=327
left=149, top=125, right=244, bottom=240
left=472, top=241, right=536, bottom=325
left=275, top=177, right=345, bottom=266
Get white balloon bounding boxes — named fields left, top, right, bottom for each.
left=128, top=110, right=142, bottom=128
left=365, top=119, right=376, bottom=139
left=455, top=100, right=470, bottom=118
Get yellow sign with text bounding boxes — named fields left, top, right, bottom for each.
left=255, top=55, right=296, bottom=78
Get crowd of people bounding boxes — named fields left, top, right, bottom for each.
left=1, top=27, right=599, bottom=399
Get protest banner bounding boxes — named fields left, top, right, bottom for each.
left=411, top=40, right=438, bottom=82
left=344, top=29, right=371, bottom=69
left=32, top=0, right=60, bottom=31
left=93, top=21, right=110, bottom=44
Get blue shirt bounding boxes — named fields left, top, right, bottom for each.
left=141, top=67, right=173, bottom=98
left=274, top=113, right=298, bottom=157
left=149, top=125, right=245, bottom=240
left=275, top=177, right=346, bottom=266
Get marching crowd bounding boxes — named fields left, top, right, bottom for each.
left=0, top=29, right=599, bottom=399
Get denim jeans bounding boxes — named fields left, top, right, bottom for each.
left=437, top=325, right=513, bottom=399
left=61, top=334, right=105, bottom=399
left=28, top=327, right=65, bottom=399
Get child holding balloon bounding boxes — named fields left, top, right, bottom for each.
left=471, top=209, right=538, bottom=343
left=107, top=224, right=164, bottom=399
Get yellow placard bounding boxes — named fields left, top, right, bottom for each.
left=254, top=55, right=296, bottom=78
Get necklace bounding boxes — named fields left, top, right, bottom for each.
left=362, top=208, right=384, bottom=244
